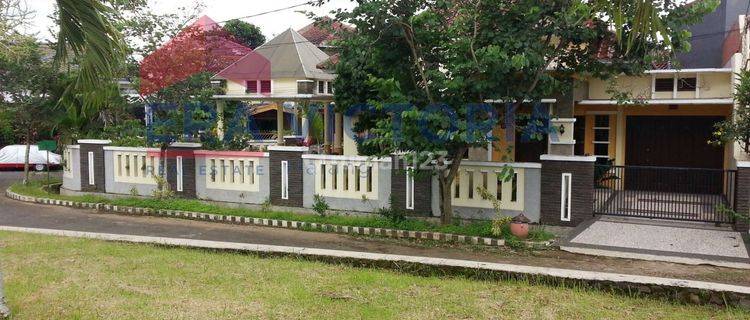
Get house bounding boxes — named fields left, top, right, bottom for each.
left=545, top=0, right=750, bottom=226
left=212, top=25, right=343, bottom=151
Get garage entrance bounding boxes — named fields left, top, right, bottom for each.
left=593, top=115, right=735, bottom=224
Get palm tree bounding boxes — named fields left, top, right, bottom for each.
left=55, top=0, right=126, bottom=114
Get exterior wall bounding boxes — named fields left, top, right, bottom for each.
left=62, top=145, right=81, bottom=191
left=735, top=164, right=750, bottom=232
left=431, top=162, right=542, bottom=222
left=225, top=80, right=247, bottom=95
left=79, top=140, right=109, bottom=193
left=700, top=73, right=733, bottom=98
left=224, top=78, right=305, bottom=96
left=302, top=154, right=391, bottom=212
left=342, top=115, right=358, bottom=156
left=273, top=78, right=301, bottom=96
left=195, top=151, right=271, bottom=204
left=540, top=156, right=595, bottom=227
left=104, top=147, right=161, bottom=196
left=588, top=76, right=651, bottom=100
left=586, top=72, right=732, bottom=101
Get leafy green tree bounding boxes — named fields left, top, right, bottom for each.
left=713, top=70, right=750, bottom=153
left=328, top=0, right=716, bottom=224
left=0, top=36, right=63, bottom=184
left=223, top=19, right=266, bottom=49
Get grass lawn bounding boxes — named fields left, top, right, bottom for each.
left=9, top=180, right=553, bottom=242
left=0, top=231, right=746, bottom=319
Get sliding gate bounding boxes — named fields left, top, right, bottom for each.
left=593, top=165, right=736, bottom=223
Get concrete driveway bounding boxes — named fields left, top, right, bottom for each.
left=561, top=216, right=750, bottom=269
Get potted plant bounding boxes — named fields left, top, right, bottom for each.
left=510, top=214, right=531, bottom=239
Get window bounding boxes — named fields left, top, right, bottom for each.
left=654, top=78, right=673, bottom=92
left=246, top=80, right=257, bottom=93
left=327, top=81, right=333, bottom=94
left=260, top=80, right=271, bottom=93
left=318, top=80, right=325, bottom=94
left=560, top=173, right=572, bottom=222
left=593, top=115, right=610, bottom=158
left=678, top=77, right=697, bottom=91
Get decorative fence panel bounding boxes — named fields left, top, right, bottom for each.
left=447, top=161, right=542, bottom=222
left=194, top=150, right=270, bottom=204
left=302, top=154, right=392, bottom=211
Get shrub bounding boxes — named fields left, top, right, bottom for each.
left=376, top=196, right=406, bottom=223
left=312, top=194, right=329, bottom=217
left=151, top=175, right=174, bottom=199
left=261, top=196, right=272, bottom=213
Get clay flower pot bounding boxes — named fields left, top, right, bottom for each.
left=510, top=214, right=531, bottom=239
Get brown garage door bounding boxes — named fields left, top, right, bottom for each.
left=624, top=116, right=725, bottom=193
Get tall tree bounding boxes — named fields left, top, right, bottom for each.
left=223, top=19, right=266, bottom=49
left=0, top=35, right=62, bottom=184
left=328, top=0, right=717, bottom=224
left=55, top=0, right=127, bottom=113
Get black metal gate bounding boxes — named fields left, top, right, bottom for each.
left=593, top=165, right=736, bottom=223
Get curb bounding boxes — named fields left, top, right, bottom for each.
left=5, top=189, right=506, bottom=247
left=1, top=225, right=749, bottom=308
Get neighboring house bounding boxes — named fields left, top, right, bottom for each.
left=212, top=27, right=339, bottom=149
left=571, top=0, right=745, bottom=171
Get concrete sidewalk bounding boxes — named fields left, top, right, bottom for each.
left=561, top=216, right=750, bottom=269
left=2, top=225, right=749, bottom=307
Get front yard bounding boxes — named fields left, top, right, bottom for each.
left=0, top=231, right=747, bottom=319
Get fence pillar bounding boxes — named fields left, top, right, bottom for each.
left=77, top=139, right=111, bottom=193
left=268, top=146, right=308, bottom=207
left=734, top=162, right=750, bottom=232
left=390, top=156, right=432, bottom=216
left=165, top=142, right=201, bottom=198
left=539, top=155, right=596, bottom=227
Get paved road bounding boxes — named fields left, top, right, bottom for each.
left=0, top=171, right=503, bottom=261
left=1, top=171, right=749, bottom=286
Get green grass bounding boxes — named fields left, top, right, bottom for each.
left=9, top=179, right=555, bottom=241
left=0, top=231, right=746, bottom=319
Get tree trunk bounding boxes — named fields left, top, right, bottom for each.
left=22, top=129, right=31, bottom=185
left=0, top=272, right=9, bottom=319
left=438, top=148, right=467, bottom=225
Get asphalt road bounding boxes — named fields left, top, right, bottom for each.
left=2, top=171, right=749, bottom=287
left=0, top=171, right=507, bottom=261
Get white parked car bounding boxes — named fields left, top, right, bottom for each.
left=0, top=145, right=62, bottom=171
